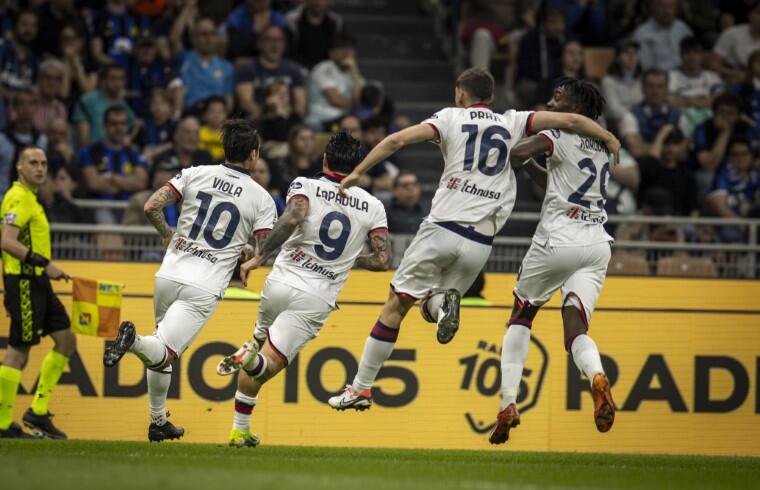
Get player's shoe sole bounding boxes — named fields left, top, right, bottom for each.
left=217, top=339, right=259, bottom=376
left=489, top=403, right=520, bottom=445
left=22, top=409, right=67, bottom=439
left=148, top=420, right=185, bottom=442
left=229, top=428, right=261, bottom=448
left=592, top=373, right=615, bottom=432
left=103, top=321, right=136, bottom=367
left=436, top=289, right=461, bottom=344
left=327, top=385, right=373, bottom=411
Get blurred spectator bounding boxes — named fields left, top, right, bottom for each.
left=306, top=33, right=365, bottom=130
left=707, top=138, right=760, bottom=220
left=235, top=25, right=307, bottom=119
left=0, top=10, right=39, bottom=98
left=691, top=93, right=757, bottom=195
left=558, top=40, right=585, bottom=78
left=601, top=40, right=643, bottom=130
left=459, top=0, right=532, bottom=71
left=73, top=63, right=135, bottom=147
left=546, top=0, right=607, bottom=45
left=638, top=126, right=699, bottom=216
left=259, top=79, right=303, bottom=144
left=178, top=17, right=234, bottom=111
left=89, top=0, right=148, bottom=68
left=339, top=113, right=362, bottom=140
left=251, top=157, right=285, bottom=214
left=619, top=69, right=688, bottom=159
left=0, top=89, right=48, bottom=199
left=0, top=1, right=15, bottom=43
left=78, top=106, right=148, bottom=222
left=606, top=0, right=643, bottom=42
left=386, top=171, right=425, bottom=234
left=45, top=116, right=75, bottom=175
left=270, top=124, right=320, bottom=194
left=285, top=0, right=344, bottom=69
left=514, top=7, right=565, bottom=109
left=605, top=148, right=640, bottom=215
left=169, top=0, right=201, bottom=55
left=710, top=3, right=760, bottom=84
left=60, top=25, right=98, bottom=104
left=352, top=81, right=397, bottom=127
left=633, top=0, right=693, bottom=71
left=34, top=0, right=87, bottom=58
left=226, top=0, right=288, bottom=62
left=732, top=49, right=760, bottom=128
left=45, top=165, right=87, bottom=224
left=151, top=116, right=213, bottom=189
left=198, top=96, right=227, bottom=161
left=126, top=33, right=181, bottom=119
left=33, top=59, right=68, bottom=133
left=135, top=88, right=177, bottom=161
left=361, top=116, right=398, bottom=199
left=668, top=36, right=723, bottom=133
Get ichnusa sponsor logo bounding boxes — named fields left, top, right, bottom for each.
left=445, top=178, right=502, bottom=200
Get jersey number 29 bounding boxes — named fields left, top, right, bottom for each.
left=568, top=159, right=609, bottom=211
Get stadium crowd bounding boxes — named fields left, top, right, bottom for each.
left=0, top=0, right=758, bottom=245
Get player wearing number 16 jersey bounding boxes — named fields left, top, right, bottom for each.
left=490, top=78, right=616, bottom=445
left=103, top=120, right=277, bottom=442
left=328, top=68, right=621, bottom=412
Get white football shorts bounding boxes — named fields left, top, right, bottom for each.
left=153, top=277, right=220, bottom=356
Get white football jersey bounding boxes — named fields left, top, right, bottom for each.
left=269, top=174, right=388, bottom=306
left=423, top=106, right=534, bottom=232
left=532, top=129, right=614, bottom=247
left=156, top=164, right=277, bottom=297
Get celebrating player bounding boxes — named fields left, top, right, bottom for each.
left=215, top=132, right=390, bottom=448
left=489, top=78, right=615, bottom=445
left=103, top=119, right=277, bottom=442
left=328, top=67, right=620, bottom=411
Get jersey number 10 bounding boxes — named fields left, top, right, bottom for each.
left=188, top=191, right=241, bottom=249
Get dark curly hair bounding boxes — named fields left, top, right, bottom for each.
left=220, top=119, right=261, bottom=163
left=553, top=76, right=606, bottom=120
left=325, top=131, right=364, bottom=174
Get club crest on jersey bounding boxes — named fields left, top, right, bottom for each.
left=550, top=129, right=560, bottom=138
left=445, top=178, right=501, bottom=200
left=289, top=181, right=303, bottom=192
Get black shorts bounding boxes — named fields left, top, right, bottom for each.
left=3, top=274, right=70, bottom=348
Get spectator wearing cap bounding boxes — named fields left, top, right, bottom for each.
left=126, top=33, right=181, bottom=119
left=226, top=0, right=288, bottom=62
left=632, top=0, right=692, bottom=71
left=33, top=59, right=68, bottom=133
left=710, top=3, right=760, bottom=84
left=306, top=33, right=365, bottom=130
left=285, top=0, right=344, bottom=69
left=89, top=0, right=150, bottom=68
left=514, top=6, right=565, bottom=109
left=0, top=10, right=39, bottom=99
left=637, top=125, right=698, bottom=216
left=178, top=17, right=234, bottom=111
left=601, top=40, right=643, bottom=130
left=235, top=25, right=308, bottom=119
left=668, top=37, right=723, bottom=133
left=732, top=49, right=760, bottom=129
left=72, top=63, right=136, bottom=147
left=619, top=69, right=689, bottom=159
left=386, top=171, right=425, bottom=234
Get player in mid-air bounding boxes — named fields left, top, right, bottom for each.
left=489, top=77, right=616, bottom=445
left=215, top=132, right=390, bottom=448
left=328, top=68, right=620, bottom=411
left=103, top=119, right=277, bottom=442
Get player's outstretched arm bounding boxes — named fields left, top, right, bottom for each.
left=340, top=124, right=437, bottom=192
left=144, top=185, right=178, bottom=246
left=356, top=229, right=391, bottom=271
left=509, top=136, right=549, bottom=190
left=529, top=111, right=621, bottom=164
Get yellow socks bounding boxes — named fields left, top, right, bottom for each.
left=0, top=365, right=22, bottom=430
left=31, top=351, right=69, bottom=416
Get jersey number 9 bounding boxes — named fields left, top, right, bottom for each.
left=314, top=211, right=351, bottom=260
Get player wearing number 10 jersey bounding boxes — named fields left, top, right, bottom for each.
left=103, top=120, right=277, bottom=442
left=490, top=78, right=616, bottom=445
left=328, top=68, right=621, bottom=412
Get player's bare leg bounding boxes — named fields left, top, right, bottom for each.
left=420, top=289, right=462, bottom=344
left=329, top=288, right=415, bottom=410
left=490, top=295, right=538, bottom=444
left=228, top=340, right=286, bottom=447
left=563, top=294, right=615, bottom=433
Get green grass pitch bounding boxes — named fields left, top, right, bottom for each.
left=1, top=440, right=758, bottom=490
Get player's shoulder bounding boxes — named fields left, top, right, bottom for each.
left=502, top=109, right=533, bottom=121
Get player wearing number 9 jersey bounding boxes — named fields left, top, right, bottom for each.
left=103, top=119, right=277, bottom=442
left=490, top=78, right=616, bottom=446
left=329, top=68, right=620, bottom=412
left=214, top=132, right=391, bottom=448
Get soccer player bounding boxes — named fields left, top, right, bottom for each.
left=489, top=78, right=616, bottom=445
left=328, top=67, right=620, bottom=411
left=216, top=132, right=390, bottom=448
left=103, top=119, right=277, bottom=442
left=0, top=147, right=74, bottom=439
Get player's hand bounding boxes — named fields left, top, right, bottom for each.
left=46, top=263, right=71, bottom=282
left=240, top=255, right=264, bottom=287
left=604, top=134, right=621, bottom=166
left=241, top=243, right=255, bottom=262
left=339, top=172, right=361, bottom=195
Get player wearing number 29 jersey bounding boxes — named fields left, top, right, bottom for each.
left=328, top=68, right=620, bottom=413
left=103, top=120, right=276, bottom=443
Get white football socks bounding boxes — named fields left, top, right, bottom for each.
left=500, top=324, right=531, bottom=410
left=147, top=367, right=171, bottom=426
left=132, top=334, right=167, bottom=368
left=232, top=390, right=258, bottom=432
left=570, top=334, right=604, bottom=384
left=352, top=321, right=399, bottom=391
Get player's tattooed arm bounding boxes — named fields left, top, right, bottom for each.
left=257, top=195, right=309, bottom=261
left=144, top=185, right=178, bottom=241
left=509, top=136, right=549, bottom=190
left=356, top=229, right=391, bottom=271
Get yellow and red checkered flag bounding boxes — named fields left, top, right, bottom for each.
left=71, top=277, right=124, bottom=337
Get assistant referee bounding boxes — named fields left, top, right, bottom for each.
left=0, top=146, right=75, bottom=439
